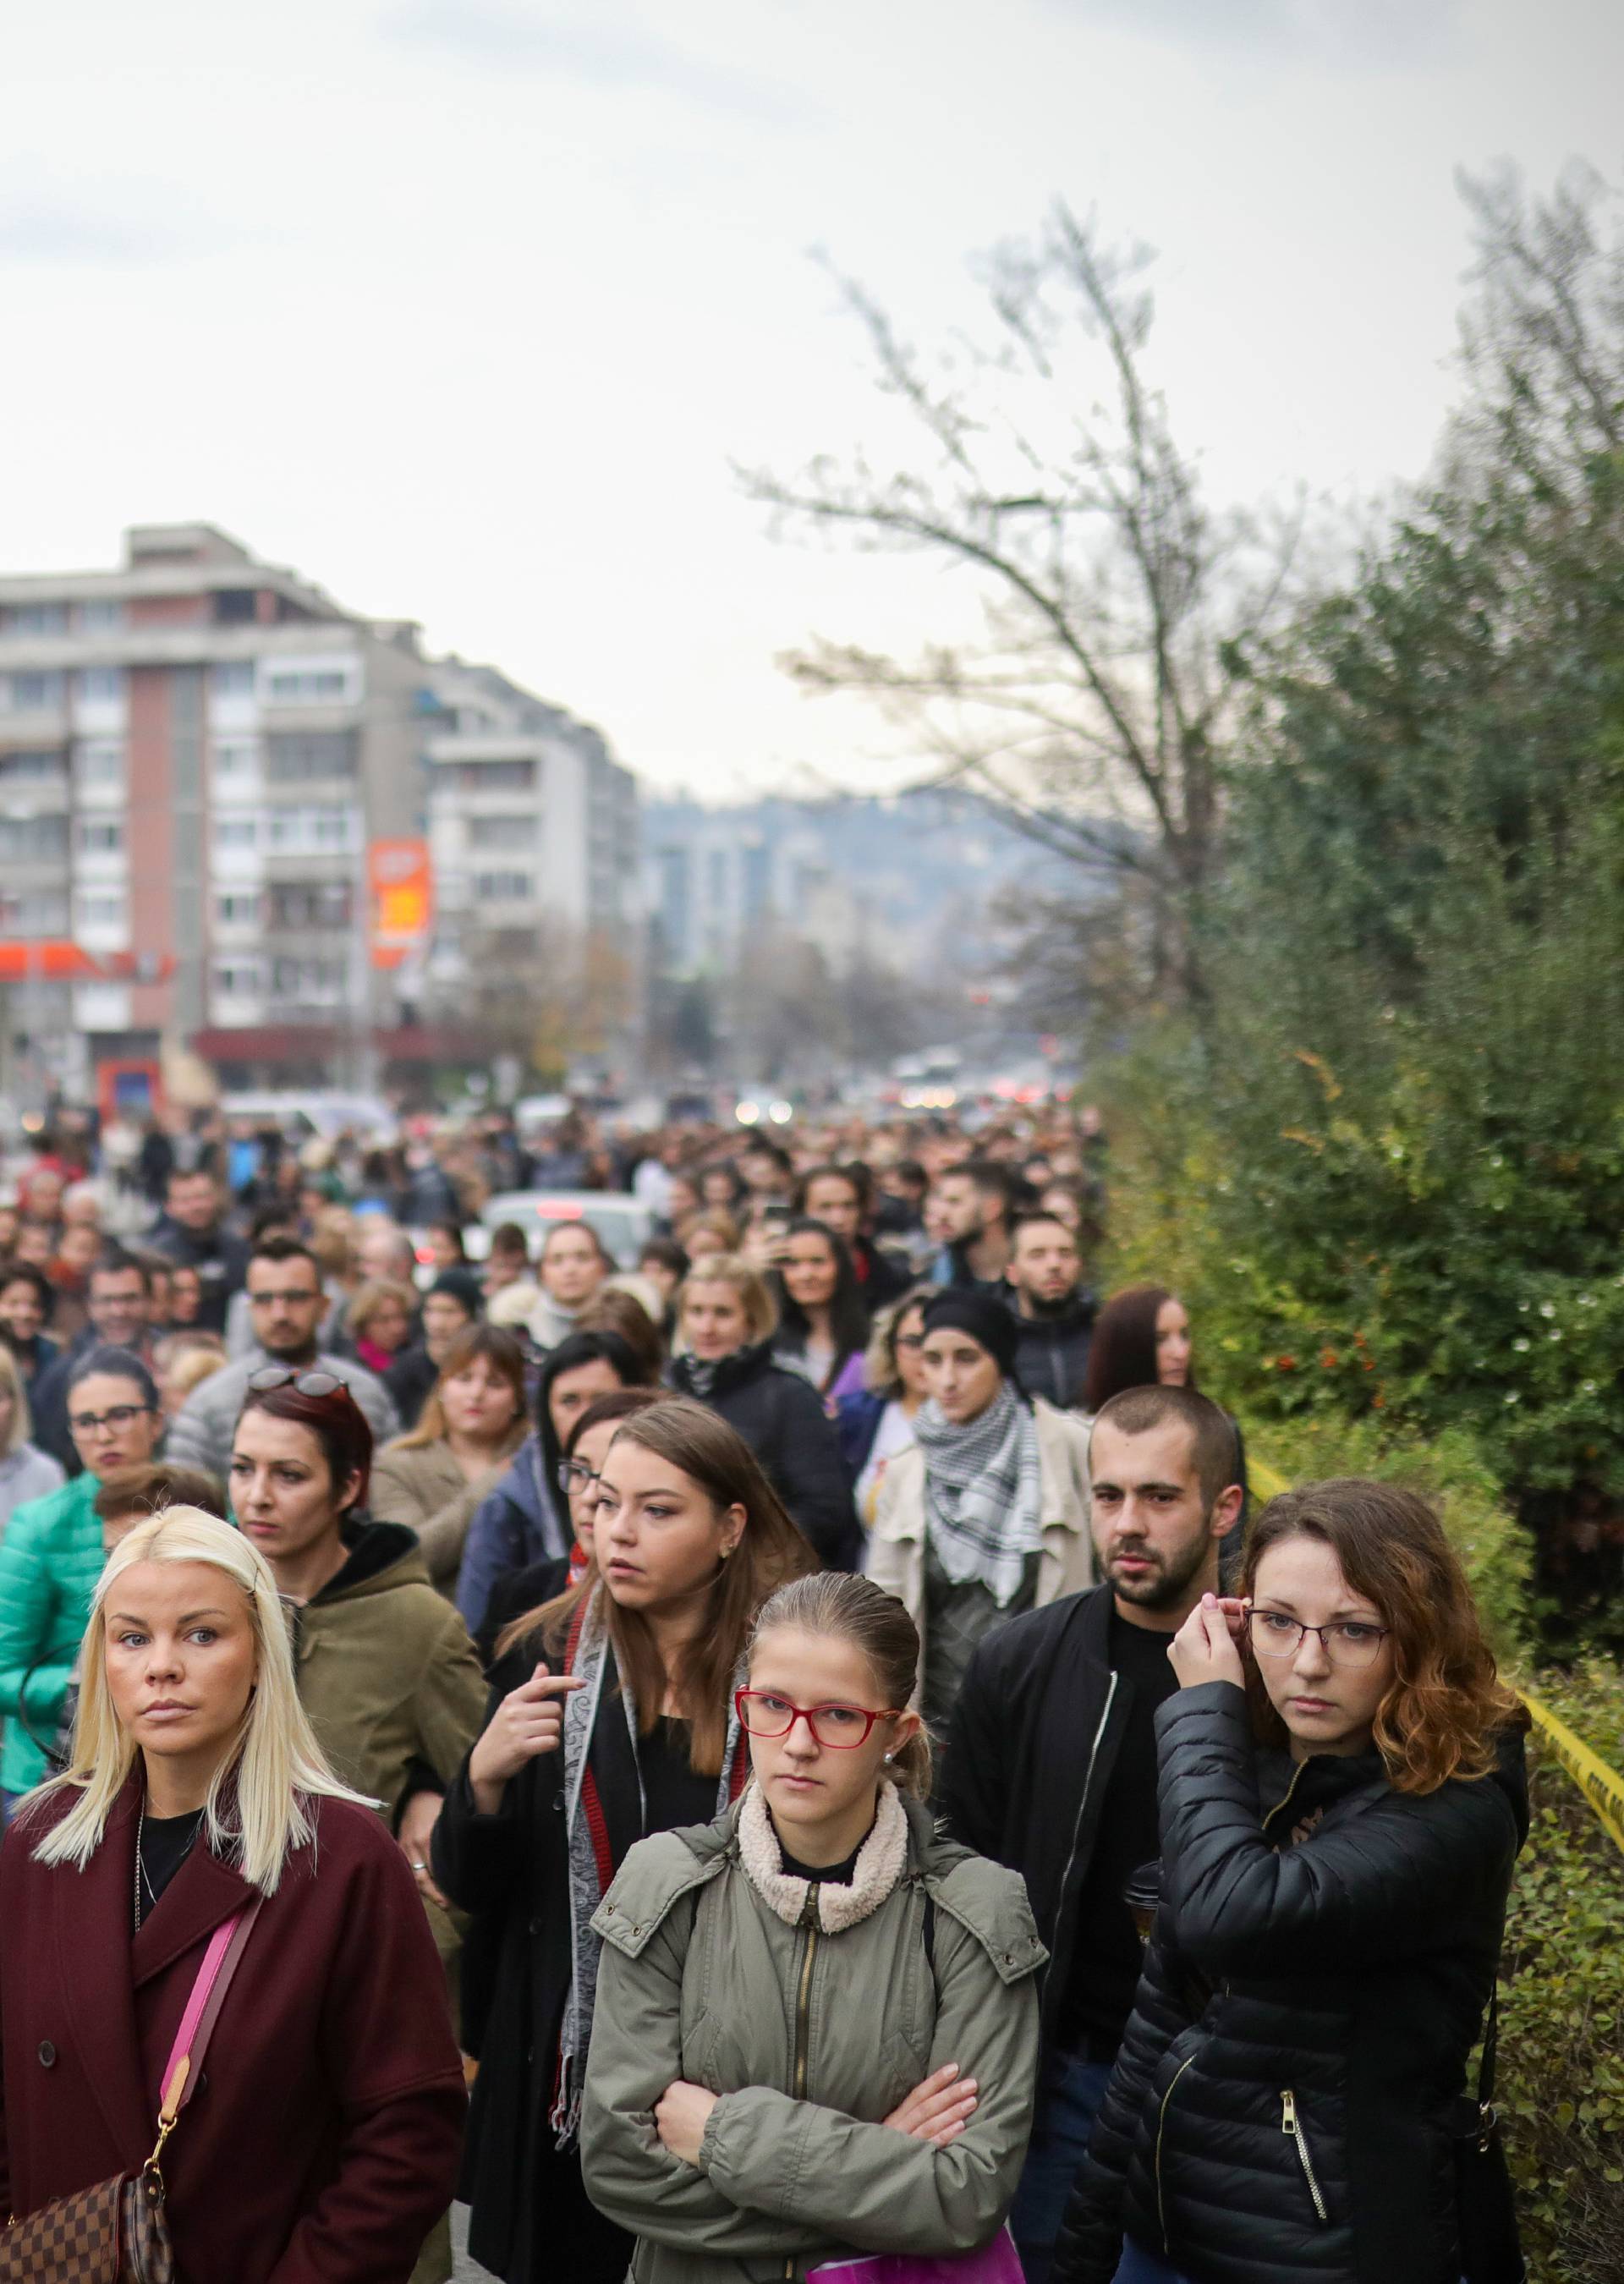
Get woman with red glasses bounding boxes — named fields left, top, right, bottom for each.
left=431, top=1397, right=815, bottom=2284
left=582, top=1571, right=1044, bottom=2283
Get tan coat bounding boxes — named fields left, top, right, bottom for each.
left=866, top=1395, right=1095, bottom=1695
left=369, top=1428, right=526, bottom=1595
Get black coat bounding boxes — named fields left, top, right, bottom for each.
left=146, top=1219, right=250, bottom=1335
left=432, top=1635, right=652, bottom=2284
left=1054, top=1683, right=1528, bottom=2284
left=1007, top=1288, right=1096, bottom=1410
left=669, top=1342, right=859, bottom=1568
left=940, top=1585, right=1139, bottom=2066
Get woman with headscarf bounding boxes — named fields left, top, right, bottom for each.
left=867, top=1291, right=1094, bottom=1736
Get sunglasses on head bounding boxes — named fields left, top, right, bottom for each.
left=246, top=1365, right=350, bottom=1398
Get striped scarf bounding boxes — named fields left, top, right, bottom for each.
left=551, top=1584, right=748, bottom=2147
left=914, top=1384, right=1043, bottom=1609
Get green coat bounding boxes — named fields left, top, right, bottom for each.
left=294, top=1519, right=488, bottom=1963
left=0, top=1471, right=103, bottom=1795
left=581, top=1789, right=1045, bottom=2284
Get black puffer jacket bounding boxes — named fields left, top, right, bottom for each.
left=669, top=1341, right=859, bottom=1568
left=1007, top=1287, right=1095, bottom=1410
left=1055, top=1682, right=1528, bottom=2284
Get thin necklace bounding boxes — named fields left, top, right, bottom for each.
left=133, top=1799, right=204, bottom=1933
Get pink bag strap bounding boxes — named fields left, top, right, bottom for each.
left=157, top=1891, right=266, bottom=2127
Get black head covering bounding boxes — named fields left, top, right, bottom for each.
left=427, top=1267, right=484, bottom=1318
left=921, top=1290, right=1019, bottom=1382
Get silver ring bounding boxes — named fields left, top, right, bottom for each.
left=411, top=1859, right=428, bottom=1872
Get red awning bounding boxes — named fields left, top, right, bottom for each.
left=0, top=942, right=105, bottom=981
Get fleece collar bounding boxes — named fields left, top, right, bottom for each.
left=737, top=1778, right=909, bottom=1934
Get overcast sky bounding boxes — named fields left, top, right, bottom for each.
left=3, top=0, right=1621, bottom=798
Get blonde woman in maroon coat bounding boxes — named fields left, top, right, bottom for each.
left=0, top=1504, right=467, bottom=2284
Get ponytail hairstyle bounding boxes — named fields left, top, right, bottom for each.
left=746, top=1572, right=933, bottom=1800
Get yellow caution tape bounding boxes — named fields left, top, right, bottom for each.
left=1248, top=1455, right=1624, bottom=1859
left=1519, top=1693, right=1624, bottom=1859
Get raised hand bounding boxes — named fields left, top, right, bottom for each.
left=469, top=1662, right=586, bottom=1811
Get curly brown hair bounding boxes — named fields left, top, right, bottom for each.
left=1241, top=1479, right=1527, bottom=1793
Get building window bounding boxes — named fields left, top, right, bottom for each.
left=3, top=603, right=70, bottom=636
left=211, top=661, right=257, bottom=699
left=466, top=813, right=538, bottom=849
left=270, top=954, right=348, bottom=999
left=212, top=960, right=263, bottom=997
left=450, top=759, right=535, bottom=793
left=76, top=891, right=128, bottom=931
left=215, top=891, right=261, bottom=927
left=211, top=739, right=258, bottom=779
left=0, top=813, right=69, bottom=860
left=214, top=815, right=259, bottom=851
left=213, top=589, right=260, bottom=625
left=4, top=671, right=66, bottom=711
left=265, top=730, right=359, bottom=782
left=0, top=748, right=66, bottom=782
left=77, top=816, right=125, bottom=854
left=264, top=667, right=352, bottom=705
left=269, top=881, right=353, bottom=929
left=75, top=740, right=124, bottom=786
left=75, top=667, right=123, bottom=704
left=472, top=870, right=535, bottom=902
left=0, top=888, right=70, bottom=934
left=77, top=599, right=123, bottom=634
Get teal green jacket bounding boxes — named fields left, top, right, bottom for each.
left=0, top=1471, right=102, bottom=1794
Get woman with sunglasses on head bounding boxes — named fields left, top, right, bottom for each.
left=0, top=1348, right=162, bottom=1816
left=1054, top=1480, right=1529, bottom=2284
left=0, top=1504, right=466, bottom=2283
left=370, top=1324, right=530, bottom=1598
left=582, top=1571, right=1045, bottom=2281
left=431, top=1397, right=816, bottom=2284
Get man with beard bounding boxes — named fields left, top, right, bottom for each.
left=1006, top=1211, right=1095, bottom=1409
left=940, top=1382, right=1244, bottom=2284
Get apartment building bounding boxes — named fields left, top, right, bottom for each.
left=0, top=525, right=642, bottom=1101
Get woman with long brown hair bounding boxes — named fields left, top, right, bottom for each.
left=1055, top=1479, right=1529, bottom=2284
left=369, top=1324, right=529, bottom=1595
left=431, top=1397, right=817, bottom=2284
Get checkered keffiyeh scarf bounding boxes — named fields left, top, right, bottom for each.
left=550, top=1585, right=747, bottom=2149
left=914, top=1384, right=1043, bottom=1610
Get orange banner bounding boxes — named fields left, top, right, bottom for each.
left=368, top=838, right=433, bottom=970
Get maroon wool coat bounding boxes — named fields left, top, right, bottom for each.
left=0, top=1771, right=467, bottom=2283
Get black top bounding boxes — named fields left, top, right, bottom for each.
left=639, top=1716, right=720, bottom=1837
left=780, top=1836, right=866, bottom=1886
left=139, top=1807, right=206, bottom=1917
left=1056, top=1608, right=1179, bottom=2051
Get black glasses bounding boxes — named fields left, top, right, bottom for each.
left=556, top=1457, right=601, bottom=1495
left=1247, top=1610, right=1391, bottom=1669
left=734, top=1688, right=904, bottom=1749
left=69, top=1402, right=155, bottom=1435
left=246, top=1365, right=349, bottom=1398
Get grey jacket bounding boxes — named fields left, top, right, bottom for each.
left=0, top=1443, right=67, bottom=1544
left=581, top=1787, right=1045, bottom=2283
left=165, top=1346, right=400, bottom=1479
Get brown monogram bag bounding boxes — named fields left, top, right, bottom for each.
left=1, top=1895, right=263, bottom=2284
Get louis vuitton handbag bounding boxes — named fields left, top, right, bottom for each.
left=2, top=1895, right=264, bottom=2284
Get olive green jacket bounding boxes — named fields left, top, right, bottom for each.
left=581, top=1789, right=1045, bottom=2283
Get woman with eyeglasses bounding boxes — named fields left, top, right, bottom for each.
left=0, top=1347, right=162, bottom=1814
left=455, top=1329, right=654, bottom=1641
left=370, top=1325, right=530, bottom=1597
left=431, top=1397, right=816, bottom=2284
left=835, top=1283, right=935, bottom=1536
left=581, top=1571, right=1045, bottom=2281
left=1054, top=1480, right=1529, bottom=2284
left=478, top=1386, right=666, bottom=1660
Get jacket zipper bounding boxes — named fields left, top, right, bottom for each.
left=783, top=1898, right=820, bottom=2281
left=1056, top=1668, right=1119, bottom=1943
left=1155, top=2054, right=1196, bottom=2253
left=1281, top=2089, right=1330, bottom=2223
left=1264, top=1760, right=1308, bottom=1837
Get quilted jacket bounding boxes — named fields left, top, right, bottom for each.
left=1054, top=1682, right=1528, bottom=2284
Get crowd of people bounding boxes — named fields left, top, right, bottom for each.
left=0, top=1101, right=1529, bottom=2284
